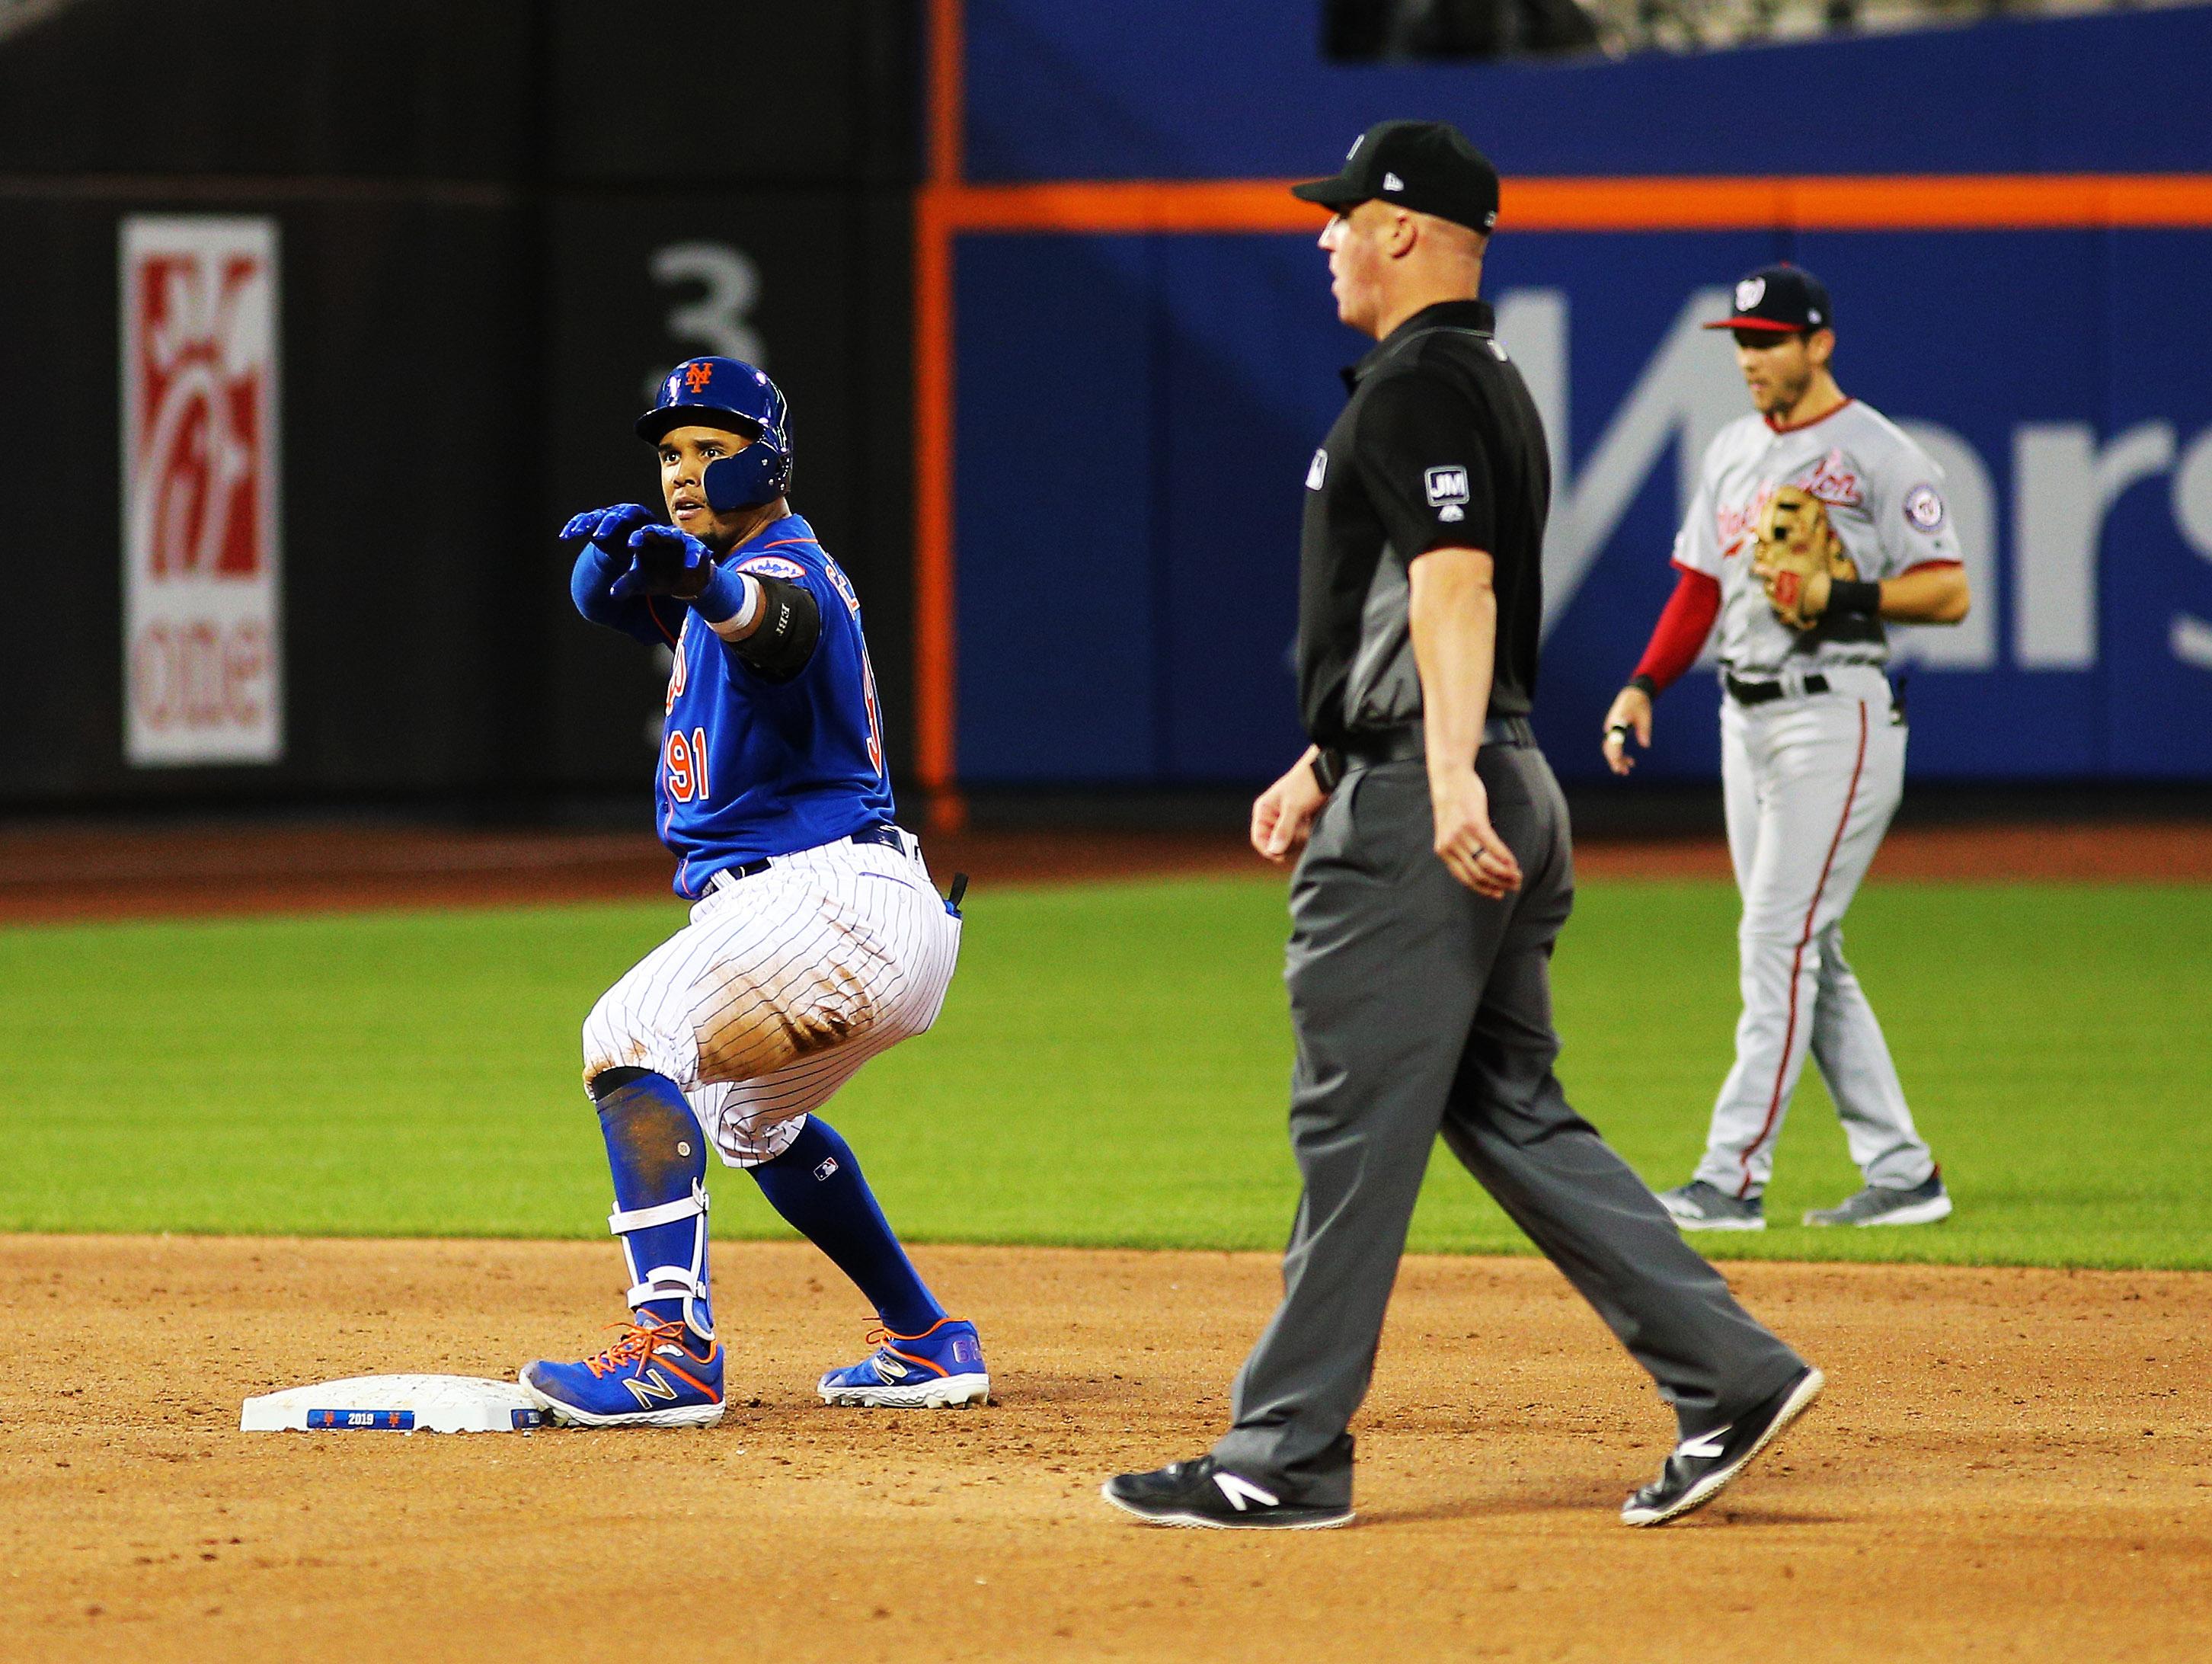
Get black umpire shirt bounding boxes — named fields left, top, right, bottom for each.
left=1296, top=298, right=1550, bottom=750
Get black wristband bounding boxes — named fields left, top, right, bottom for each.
left=1827, top=578, right=1881, bottom=617
left=1310, top=749, right=1344, bottom=793
left=1626, top=674, right=1658, bottom=699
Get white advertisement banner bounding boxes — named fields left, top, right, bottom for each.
left=120, top=215, right=283, bottom=766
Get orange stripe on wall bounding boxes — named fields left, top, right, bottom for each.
left=913, top=193, right=958, bottom=812
left=934, top=174, right=2212, bottom=233
left=913, top=0, right=967, bottom=828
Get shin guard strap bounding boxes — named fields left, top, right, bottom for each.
left=626, top=1266, right=707, bottom=1310
left=608, top=1187, right=708, bottom=1236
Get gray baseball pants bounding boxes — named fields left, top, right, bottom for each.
left=1694, top=667, right=1935, bottom=1199
left=1210, top=746, right=1806, bottom=1502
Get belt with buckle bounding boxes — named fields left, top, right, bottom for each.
left=715, top=824, right=906, bottom=888
left=1725, top=673, right=1829, bottom=706
left=1315, top=716, right=1534, bottom=789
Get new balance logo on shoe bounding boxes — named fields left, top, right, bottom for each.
left=624, top=1368, right=681, bottom=1409
left=1675, top=1426, right=1731, bottom=1460
left=1212, top=1473, right=1280, bottom=1512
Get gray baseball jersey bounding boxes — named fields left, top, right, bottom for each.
left=1673, top=398, right=1963, bottom=679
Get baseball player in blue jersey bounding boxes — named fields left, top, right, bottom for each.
left=519, top=356, right=986, bottom=1427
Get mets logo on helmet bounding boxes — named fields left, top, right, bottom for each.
left=684, top=361, right=714, bottom=393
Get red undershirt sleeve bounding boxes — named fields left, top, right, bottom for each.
left=1632, top=565, right=1722, bottom=693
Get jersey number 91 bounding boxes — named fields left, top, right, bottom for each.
left=664, top=726, right=710, bottom=803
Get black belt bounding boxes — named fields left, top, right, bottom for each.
left=718, top=823, right=906, bottom=885
left=1725, top=673, right=1828, bottom=706
left=1315, top=717, right=1533, bottom=789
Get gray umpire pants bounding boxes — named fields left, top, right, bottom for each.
left=1210, top=745, right=1806, bottom=1503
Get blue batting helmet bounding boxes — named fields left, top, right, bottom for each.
left=637, top=356, right=792, bottom=511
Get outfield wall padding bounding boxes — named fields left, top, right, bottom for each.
left=945, top=5, right=2212, bottom=786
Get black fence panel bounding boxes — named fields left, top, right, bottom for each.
left=0, top=0, right=532, bottom=179
left=548, top=0, right=917, bottom=187
left=0, top=192, right=530, bottom=804
left=0, top=1, right=915, bottom=814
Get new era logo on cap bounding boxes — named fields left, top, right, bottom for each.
left=1291, top=120, right=1501, bottom=237
left=1707, top=263, right=1834, bottom=334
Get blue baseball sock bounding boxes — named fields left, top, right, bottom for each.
left=593, top=1068, right=713, bottom=1339
left=750, top=1118, right=946, bottom=1336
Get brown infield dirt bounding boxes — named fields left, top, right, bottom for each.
left=2, top=1237, right=2207, bottom=1663
left=2, top=818, right=2207, bottom=1659
left=2, top=816, right=2208, bottom=924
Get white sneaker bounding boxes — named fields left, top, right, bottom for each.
left=1657, top=1179, right=1766, bottom=1232
left=1803, top=1171, right=1952, bottom=1227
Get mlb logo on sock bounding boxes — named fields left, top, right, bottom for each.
left=814, top=1157, right=840, bottom=1182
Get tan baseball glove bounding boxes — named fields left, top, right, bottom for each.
left=1751, top=485, right=1858, bottom=631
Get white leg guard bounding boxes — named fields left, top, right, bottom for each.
left=609, top=1182, right=713, bottom=1340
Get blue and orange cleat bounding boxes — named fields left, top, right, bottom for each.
left=817, top=1317, right=989, bottom=1409
left=519, top=1317, right=725, bottom=1429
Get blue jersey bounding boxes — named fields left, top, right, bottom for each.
left=627, top=516, right=896, bottom=897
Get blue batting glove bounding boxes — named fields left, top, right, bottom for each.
left=612, top=523, right=709, bottom=598
left=617, top=525, right=750, bottom=625
left=559, top=503, right=655, bottom=554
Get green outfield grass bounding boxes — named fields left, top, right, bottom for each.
left=2, top=874, right=2206, bottom=1269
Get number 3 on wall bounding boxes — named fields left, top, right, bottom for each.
left=648, top=243, right=765, bottom=401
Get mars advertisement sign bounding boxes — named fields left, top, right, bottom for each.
left=120, top=215, right=283, bottom=766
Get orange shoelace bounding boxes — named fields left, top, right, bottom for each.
left=864, top=1317, right=957, bottom=1347
left=861, top=1320, right=957, bottom=1378
left=583, top=1317, right=689, bottom=1380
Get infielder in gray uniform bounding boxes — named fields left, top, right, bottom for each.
left=1101, top=122, right=1821, bottom=1532
left=1603, top=264, right=1971, bottom=1232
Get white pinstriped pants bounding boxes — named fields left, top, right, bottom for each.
left=1693, top=664, right=1937, bottom=1200
left=580, top=830, right=962, bottom=1167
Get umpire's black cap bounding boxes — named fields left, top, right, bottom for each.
left=1292, top=120, right=1501, bottom=235
left=1705, top=264, right=1834, bottom=334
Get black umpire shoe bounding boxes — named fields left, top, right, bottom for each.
left=1620, top=1365, right=1825, bottom=1528
left=1101, top=1454, right=1354, bottom=1530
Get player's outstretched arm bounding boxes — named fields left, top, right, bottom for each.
left=562, top=504, right=673, bottom=646
left=619, top=525, right=825, bottom=684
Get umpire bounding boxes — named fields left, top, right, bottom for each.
left=1101, top=121, right=1823, bottom=1531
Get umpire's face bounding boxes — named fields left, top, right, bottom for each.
left=657, top=424, right=757, bottom=550
left=1318, top=201, right=1406, bottom=338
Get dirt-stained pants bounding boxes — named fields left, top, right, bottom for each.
left=580, top=830, right=961, bottom=1167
